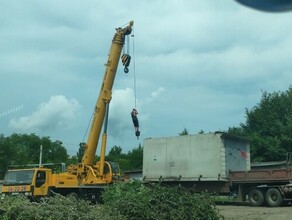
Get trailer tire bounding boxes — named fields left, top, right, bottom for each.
left=248, top=189, right=265, bottom=206
left=265, top=188, right=283, bottom=207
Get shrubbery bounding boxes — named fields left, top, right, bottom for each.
left=102, top=180, right=221, bottom=220
left=0, top=181, right=222, bottom=220
left=0, top=195, right=114, bottom=220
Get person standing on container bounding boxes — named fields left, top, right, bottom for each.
left=131, top=108, right=140, bottom=138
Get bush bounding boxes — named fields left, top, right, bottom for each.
left=102, top=180, right=222, bottom=220
left=0, top=181, right=222, bottom=220
left=0, top=195, right=119, bottom=220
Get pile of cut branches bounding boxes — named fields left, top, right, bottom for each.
left=0, top=181, right=222, bottom=220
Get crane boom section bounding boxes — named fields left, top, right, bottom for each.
left=82, top=21, right=133, bottom=165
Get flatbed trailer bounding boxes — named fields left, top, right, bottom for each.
left=229, top=168, right=292, bottom=207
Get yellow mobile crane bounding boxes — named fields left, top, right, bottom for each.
left=1, top=21, right=134, bottom=202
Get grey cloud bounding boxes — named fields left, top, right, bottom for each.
left=1, top=0, right=292, bottom=154
left=9, top=95, right=81, bottom=132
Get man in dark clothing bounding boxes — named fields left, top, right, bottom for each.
left=131, top=109, right=140, bottom=138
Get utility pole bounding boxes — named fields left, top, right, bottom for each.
left=39, top=145, right=43, bottom=168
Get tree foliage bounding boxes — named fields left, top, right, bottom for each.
left=228, top=86, right=292, bottom=161
left=0, top=182, right=221, bottom=220
left=178, top=128, right=189, bottom=136
left=0, top=133, right=69, bottom=179
left=127, top=144, right=143, bottom=169
left=102, top=181, right=221, bottom=220
left=0, top=133, right=143, bottom=179
left=106, top=144, right=143, bottom=171
left=0, top=195, right=115, bottom=220
left=0, top=135, right=16, bottom=179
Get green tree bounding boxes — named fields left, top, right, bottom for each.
left=228, top=86, right=292, bottom=161
left=108, top=146, right=123, bottom=157
left=4, top=133, right=69, bottom=166
left=0, top=135, right=16, bottom=178
left=127, top=144, right=143, bottom=170
left=198, top=130, right=205, bottom=134
left=71, top=143, right=144, bottom=172
left=106, top=145, right=129, bottom=171
left=179, top=127, right=189, bottom=135
left=77, top=143, right=86, bottom=163
left=66, top=155, right=78, bottom=166
left=105, top=145, right=143, bottom=171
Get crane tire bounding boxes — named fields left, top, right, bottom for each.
left=248, top=188, right=265, bottom=206
left=265, top=188, right=283, bottom=207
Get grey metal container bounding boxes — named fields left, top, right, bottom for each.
left=143, top=132, right=250, bottom=182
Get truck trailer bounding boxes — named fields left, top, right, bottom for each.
left=143, top=132, right=292, bottom=207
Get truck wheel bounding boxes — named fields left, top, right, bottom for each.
left=248, top=189, right=265, bottom=206
left=265, top=188, right=283, bottom=207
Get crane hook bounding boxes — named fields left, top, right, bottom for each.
left=121, top=54, right=131, bottom=73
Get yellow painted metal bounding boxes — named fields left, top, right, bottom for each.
left=1, top=22, right=133, bottom=197
left=1, top=168, right=52, bottom=196
left=99, top=133, right=107, bottom=176
left=1, top=185, right=31, bottom=194
left=51, top=173, right=79, bottom=187
left=82, top=21, right=134, bottom=166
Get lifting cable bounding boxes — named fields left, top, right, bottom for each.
left=81, top=112, right=93, bottom=144
left=131, top=28, right=137, bottom=109
left=122, top=26, right=137, bottom=108
left=131, top=28, right=140, bottom=138
left=120, top=23, right=140, bottom=138
left=124, top=26, right=140, bottom=139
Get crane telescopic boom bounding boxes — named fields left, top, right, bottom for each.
left=82, top=21, right=133, bottom=166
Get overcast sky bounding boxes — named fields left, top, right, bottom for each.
left=1, top=0, right=292, bottom=156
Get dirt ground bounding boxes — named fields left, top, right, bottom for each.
left=217, top=205, right=292, bottom=220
